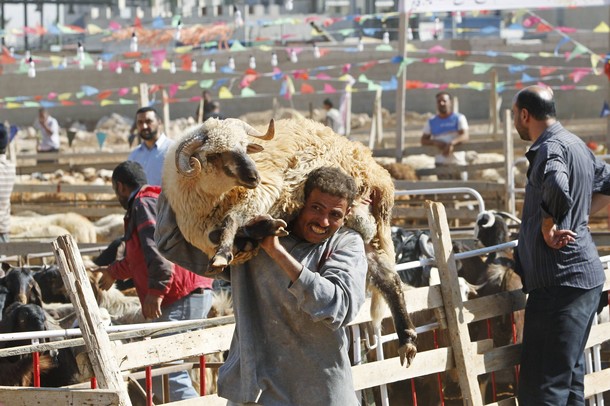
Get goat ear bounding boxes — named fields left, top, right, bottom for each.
left=30, top=280, right=44, bottom=307
left=0, top=262, right=10, bottom=273
left=246, top=143, right=264, bottom=154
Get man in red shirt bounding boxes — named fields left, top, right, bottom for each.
left=98, top=160, right=213, bottom=401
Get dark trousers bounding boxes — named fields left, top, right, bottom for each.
left=518, top=284, right=603, bottom=406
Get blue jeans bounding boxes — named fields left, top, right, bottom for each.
left=149, top=290, right=213, bottom=402
left=518, top=284, right=603, bottom=406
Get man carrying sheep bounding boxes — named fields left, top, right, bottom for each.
left=155, top=166, right=368, bottom=405
left=96, top=160, right=214, bottom=402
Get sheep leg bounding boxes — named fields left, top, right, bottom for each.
left=238, top=216, right=288, bottom=240
left=208, top=216, right=241, bottom=273
left=367, top=248, right=417, bottom=367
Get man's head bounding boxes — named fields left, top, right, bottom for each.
left=435, top=92, right=453, bottom=117
left=38, top=108, right=49, bottom=121
left=323, top=99, right=333, bottom=111
left=293, top=167, right=357, bottom=244
left=0, top=123, right=8, bottom=155
left=135, top=107, right=162, bottom=143
left=511, top=85, right=556, bottom=141
left=112, top=161, right=148, bottom=209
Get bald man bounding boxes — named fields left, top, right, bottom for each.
left=512, top=85, right=610, bottom=405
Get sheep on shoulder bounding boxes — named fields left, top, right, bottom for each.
left=162, top=117, right=417, bottom=366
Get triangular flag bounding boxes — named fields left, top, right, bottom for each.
left=540, top=67, right=558, bottom=77
left=199, top=79, right=214, bottom=89
left=218, top=86, right=233, bottom=99
left=300, top=83, right=314, bottom=94
left=600, top=101, right=610, bottom=117
left=521, top=73, right=536, bottom=83
left=241, top=87, right=256, bottom=97
left=567, top=44, right=588, bottom=61
left=100, top=99, right=115, bottom=106
left=473, top=63, right=493, bottom=75
left=323, top=83, right=337, bottom=93
left=594, top=22, right=610, bottom=33
left=444, top=60, right=464, bottom=70
left=511, top=53, right=530, bottom=61
left=96, top=132, right=107, bottom=149
left=230, top=41, right=246, bottom=51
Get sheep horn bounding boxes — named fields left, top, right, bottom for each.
left=227, top=118, right=275, bottom=140
left=175, top=132, right=207, bottom=177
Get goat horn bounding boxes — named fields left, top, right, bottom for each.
left=418, top=233, right=435, bottom=259
left=493, top=210, right=522, bottom=225
left=175, top=131, right=207, bottom=177
left=476, top=211, right=496, bottom=229
left=227, top=118, right=275, bottom=140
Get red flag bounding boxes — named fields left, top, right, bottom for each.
left=0, top=47, right=16, bottom=64
left=134, top=16, right=142, bottom=29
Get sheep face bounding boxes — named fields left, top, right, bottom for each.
left=174, top=118, right=274, bottom=180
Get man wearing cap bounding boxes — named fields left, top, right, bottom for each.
left=0, top=124, right=16, bottom=242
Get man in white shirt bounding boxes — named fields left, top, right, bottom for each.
left=0, top=123, right=15, bottom=242
left=421, top=92, right=469, bottom=180
left=128, top=107, right=174, bottom=186
left=323, top=98, right=345, bottom=136
left=34, top=108, right=60, bottom=152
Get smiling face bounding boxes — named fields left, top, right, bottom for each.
left=292, top=188, right=350, bottom=244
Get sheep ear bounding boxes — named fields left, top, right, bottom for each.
left=247, top=143, right=264, bottom=154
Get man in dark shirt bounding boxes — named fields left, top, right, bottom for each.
left=512, top=85, right=610, bottom=405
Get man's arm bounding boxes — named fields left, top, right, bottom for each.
left=154, top=192, right=212, bottom=275
left=261, top=229, right=367, bottom=330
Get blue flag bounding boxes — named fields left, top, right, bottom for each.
left=600, top=101, right=610, bottom=118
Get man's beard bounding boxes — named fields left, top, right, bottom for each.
left=139, top=129, right=157, bottom=141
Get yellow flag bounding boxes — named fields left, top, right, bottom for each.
left=444, top=60, right=464, bottom=70
left=594, top=22, right=610, bottom=33
left=219, top=86, right=233, bottom=99
left=58, top=93, right=72, bottom=101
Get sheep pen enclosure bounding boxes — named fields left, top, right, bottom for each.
left=1, top=202, right=609, bottom=406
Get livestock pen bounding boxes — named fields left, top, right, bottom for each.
left=0, top=201, right=609, bottom=405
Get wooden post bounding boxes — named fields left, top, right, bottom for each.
left=197, top=92, right=205, bottom=124
left=162, top=89, right=171, bottom=137
left=490, top=69, right=499, bottom=138
left=395, top=0, right=409, bottom=163
left=368, top=88, right=384, bottom=150
left=51, top=235, right=132, bottom=406
left=138, top=82, right=149, bottom=107
left=344, top=88, right=352, bottom=139
left=504, top=109, right=515, bottom=215
left=426, top=201, right=483, bottom=406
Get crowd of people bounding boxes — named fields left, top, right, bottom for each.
left=0, top=85, right=609, bottom=405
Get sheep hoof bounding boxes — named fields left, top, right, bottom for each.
left=398, top=329, right=418, bottom=367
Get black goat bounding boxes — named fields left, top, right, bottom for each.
left=0, top=302, right=79, bottom=387
left=0, top=267, right=44, bottom=320
left=391, top=227, right=435, bottom=287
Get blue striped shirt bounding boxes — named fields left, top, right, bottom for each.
left=516, top=122, right=610, bottom=293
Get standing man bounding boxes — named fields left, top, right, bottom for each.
left=155, top=166, right=368, bottom=405
left=512, top=85, right=610, bottom=405
left=128, top=107, right=173, bottom=186
left=421, top=92, right=469, bottom=180
left=98, top=161, right=213, bottom=402
left=323, top=98, right=345, bottom=136
left=0, top=123, right=15, bottom=243
left=34, top=108, right=60, bottom=152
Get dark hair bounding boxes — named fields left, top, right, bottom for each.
left=0, top=123, right=7, bottom=154
left=435, top=91, right=452, bottom=100
left=514, top=88, right=556, bottom=120
left=135, top=106, right=161, bottom=120
left=304, top=167, right=357, bottom=207
left=112, top=161, right=148, bottom=189
left=323, top=98, right=333, bottom=108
